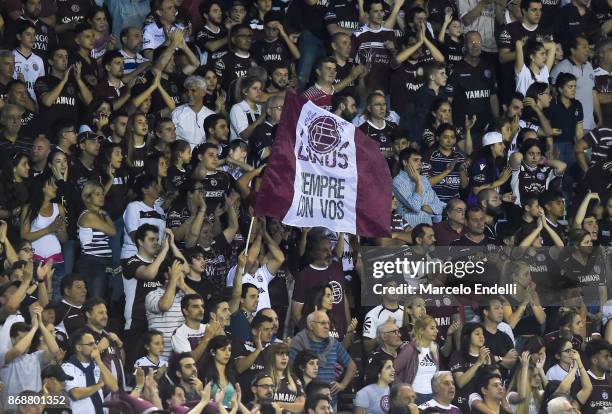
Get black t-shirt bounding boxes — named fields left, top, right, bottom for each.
left=214, top=52, right=258, bottom=92
left=582, top=372, right=612, bottom=414
left=70, top=52, right=99, bottom=89
left=102, top=167, right=130, bottom=220
left=323, top=0, right=361, bottom=31
left=390, top=61, right=425, bottom=115
left=146, top=71, right=183, bottom=113
left=449, top=351, right=479, bottom=413
left=447, top=59, right=497, bottom=135
left=559, top=3, right=600, bottom=44
left=34, top=75, right=81, bottom=131
left=233, top=339, right=270, bottom=403
left=199, top=234, right=233, bottom=295
left=483, top=328, right=514, bottom=379
left=285, top=0, right=328, bottom=39
left=249, top=121, right=276, bottom=167
left=122, top=254, right=163, bottom=325
left=440, top=38, right=463, bottom=73
left=201, top=170, right=235, bottom=213
left=53, top=301, right=87, bottom=337
left=69, top=159, right=102, bottom=192
left=252, top=39, right=292, bottom=75
left=56, top=0, right=91, bottom=45
left=333, top=59, right=356, bottom=96
left=195, top=25, right=228, bottom=61
left=559, top=251, right=607, bottom=306
left=358, top=120, right=397, bottom=154
left=168, top=165, right=188, bottom=191
left=55, top=178, right=82, bottom=240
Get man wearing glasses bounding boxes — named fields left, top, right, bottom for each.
left=289, top=310, right=358, bottom=407
left=250, top=373, right=276, bottom=405
left=363, top=277, right=404, bottom=352
left=62, top=331, right=119, bottom=414
left=214, top=24, right=258, bottom=92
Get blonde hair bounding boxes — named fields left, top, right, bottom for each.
left=81, top=181, right=104, bottom=205
left=413, top=315, right=436, bottom=342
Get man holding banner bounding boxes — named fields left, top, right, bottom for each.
left=255, top=92, right=392, bottom=238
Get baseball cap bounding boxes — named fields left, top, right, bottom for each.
left=482, top=131, right=503, bottom=147
left=78, top=131, right=101, bottom=144
left=41, top=365, right=74, bottom=381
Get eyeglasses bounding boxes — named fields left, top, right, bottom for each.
left=19, top=247, right=33, bottom=253
left=312, top=320, right=330, bottom=326
left=384, top=329, right=401, bottom=335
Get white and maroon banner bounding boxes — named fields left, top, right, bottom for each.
left=255, top=92, right=391, bottom=237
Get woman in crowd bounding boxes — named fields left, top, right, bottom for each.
left=135, top=330, right=168, bottom=380
left=75, top=181, right=116, bottom=299
left=149, top=118, right=177, bottom=159
left=143, top=153, right=170, bottom=207
left=125, top=112, right=150, bottom=175
left=200, top=335, right=237, bottom=407
left=501, top=261, right=546, bottom=337
left=394, top=315, right=440, bottom=404
left=263, top=342, right=305, bottom=413
left=20, top=172, right=67, bottom=301
left=88, top=7, right=114, bottom=59
left=449, top=322, right=490, bottom=414
left=293, top=350, right=319, bottom=389
left=354, top=356, right=395, bottom=414
left=0, top=152, right=31, bottom=241
left=514, top=39, right=556, bottom=96
left=545, top=338, right=592, bottom=405
left=229, top=76, right=263, bottom=140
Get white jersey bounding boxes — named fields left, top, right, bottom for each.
left=227, top=264, right=276, bottom=311
left=13, top=49, right=45, bottom=100
left=362, top=304, right=404, bottom=339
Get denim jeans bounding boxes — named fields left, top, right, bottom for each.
left=76, top=254, right=112, bottom=300
left=109, top=217, right=124, bottom=268
left=61, top=239, right=77, bottom=274
left=50, top=260, right=66, bottom=303
left=296, top=30, right=326, bottom=92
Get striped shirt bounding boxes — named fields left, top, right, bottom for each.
left=426, top=149, right=466, bottom=202
left=289, top=336, right=351, bottom=385
left=145, top=288, right=186, bottom=358
left=119, top=49, right=148, bottom=74
left=584, top=127, right=612, bottom=165
left=78, top=211, right=112, bottom=258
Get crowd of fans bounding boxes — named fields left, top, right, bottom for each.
left=0, top=0, right=610, bottom=412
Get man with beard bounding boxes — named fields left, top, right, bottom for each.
left=265, top=63, right=290, bottom=94
left=476, top=188, right=508, bottom=241
left=452, top=206, right=496, bottom=247
left=119, top=27, right=150, bottom=78
left=196, top=0, right=228, bottom=62
left=249, top=95, right=283, bottom=166
left=74, top=297, right=126, bottom=390
left=5, top=0, right=57, bottom=60
left=332, top=93, right=358, bottom=122
left=95, top=51, right=130, bottom=110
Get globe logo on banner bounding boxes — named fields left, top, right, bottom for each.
left=307, top=116, right=341, bottom=154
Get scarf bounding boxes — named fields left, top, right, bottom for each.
left=66, top=354, right=104, bottom=414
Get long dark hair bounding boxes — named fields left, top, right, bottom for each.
left=364, top=356, right=394, bottom=386
left=460, top=322, right=485, bottom=359
left=199, top=335, right=236, bottom=385
left=24, top=171, right=55, bottom=225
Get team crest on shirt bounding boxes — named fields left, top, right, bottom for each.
left=594, top=265, right=601, bottom=273
left=329, top=280, right=343, bottom=304
left=33, top=63, right=39, bottom=71
left=66, top=85, right=75, bottom=95
left=380, top=396, right=390, bottom=411
left=603, top=392, right=608, bottom=400
left=41, top=26, right=47, bottom=34
left=537, top=172, right=545, bottom=180
left=445, top=6, right=454, bottom=14
left=210, top=178, right=217, bottom=186
left=71, top=4, right=80, bottom=12
left=484, top=69, right=492, bottom=78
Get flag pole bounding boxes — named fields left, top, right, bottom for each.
left=243, top=217, right=255, bottom=255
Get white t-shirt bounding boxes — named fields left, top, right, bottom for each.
left=226, top=265, right=275, bottom=311
left=121, top=201, right=166, bottom=259
left=546, top=364, right=576, bottom=381
left=412, top=348, right=438, bottom=394
left=13, top=49, right=45, bottom=99
left=458, top=0, right=497, bottom=52
left=229, top=100, right=262, bottom=140
left=515, top=64, right=550, bottom=96
left=142, top=22, right=186, bottom=51
left=172, top=323, right=207, bottom=353
left=62, top=360, right=105, bottom=414
left=172, top=103, right=216, bottom=151
left=363, top=305, right=404, bottom=339
left=0, top=350, right=45, bottom=409
left=134, top=355, right=168, bottom=371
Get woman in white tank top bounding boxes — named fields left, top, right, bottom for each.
left=20, top=173, right=67, bottom=299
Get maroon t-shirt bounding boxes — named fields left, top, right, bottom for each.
left=293, top=261, right=348, bottom=338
